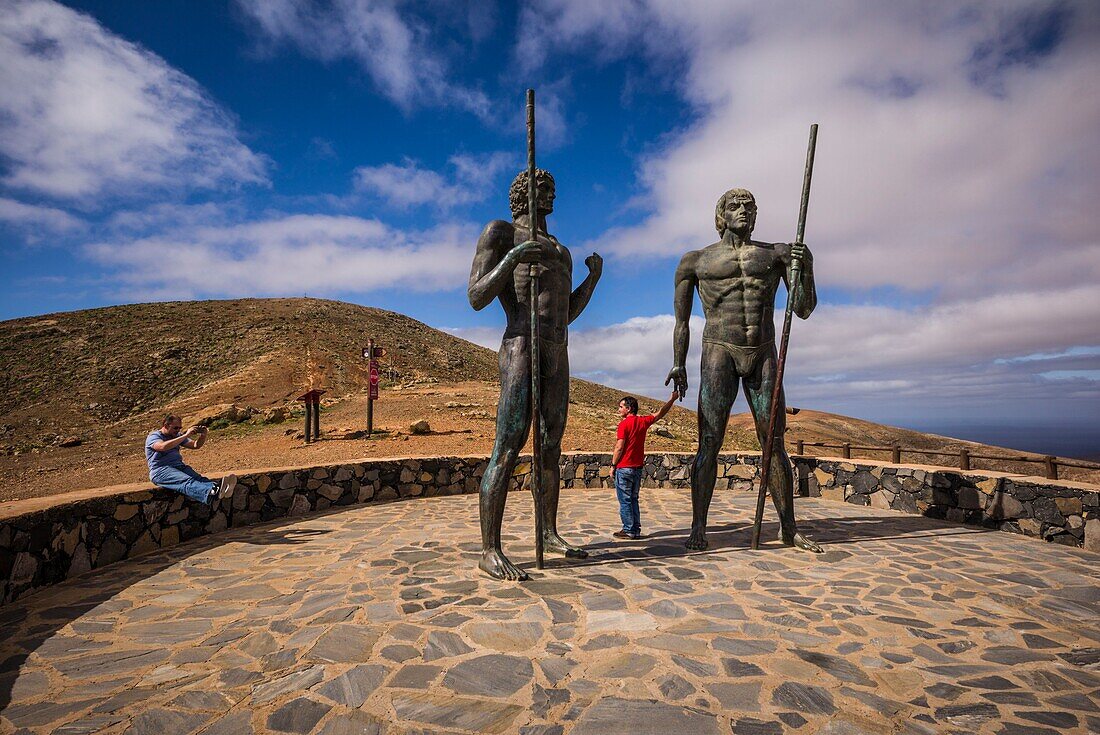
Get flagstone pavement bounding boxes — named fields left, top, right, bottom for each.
left=1, top=487, right=1098, bottom=735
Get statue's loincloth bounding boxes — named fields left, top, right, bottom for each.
left=500, top=334, right=568, bottom=376
left=702, top=338, right=774, bottom=375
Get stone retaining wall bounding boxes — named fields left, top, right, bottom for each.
left=566, top=453, right=1098, bottom=549
left=2, top=453, right=1097, bottom=603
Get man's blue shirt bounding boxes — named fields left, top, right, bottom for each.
left=145, top=430, right=193, bottom=476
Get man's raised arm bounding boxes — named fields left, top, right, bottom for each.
left=151, top=428, right=195, bottom=452
left=653, top=389, right=680, bottom=420
left=665, top=253, right=697, bottom=398
left=568, top=252, right=602, bottom=323
left=468, top=221, right=534, bottom=311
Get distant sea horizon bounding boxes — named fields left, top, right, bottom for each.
left=901, top=421, right=1100, bottom=463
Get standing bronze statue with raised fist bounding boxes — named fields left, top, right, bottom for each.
left=468, top=168, right=602, bottom=580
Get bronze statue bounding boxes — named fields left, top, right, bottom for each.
left=667, top=188, right=823, bottom=553
left=468, top=168, right=602, bottom=580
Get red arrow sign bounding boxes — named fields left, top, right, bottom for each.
left=369, top=360, right=380, bottom=400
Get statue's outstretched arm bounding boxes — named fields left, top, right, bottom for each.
left=568, top=252, right=602, bottom=323
left=666, top=253, right=696, bottom=398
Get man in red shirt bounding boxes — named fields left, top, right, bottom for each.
left=612, top=391, right=679, bottom=539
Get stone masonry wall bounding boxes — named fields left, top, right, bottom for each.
left=2, top=453, right=1097, bottom=604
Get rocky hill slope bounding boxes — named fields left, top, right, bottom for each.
left=0, top=298, right=1093, bottom=502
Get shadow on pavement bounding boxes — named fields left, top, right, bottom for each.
left=538, top=513, right=993, bottom=571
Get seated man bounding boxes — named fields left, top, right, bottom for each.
left=145, top=414, right=236, bottom=505
left=612, top=391, right=678, bottom=539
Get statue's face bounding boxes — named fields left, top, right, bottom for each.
left=723, top=195, right=756, bottom=234
left=536, top=181, right=556, bottom=214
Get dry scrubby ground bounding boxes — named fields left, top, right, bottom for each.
left=1, top=298, right=1094, bottom=503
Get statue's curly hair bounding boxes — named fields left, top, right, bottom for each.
left=509, top=168, right=555, bottom=218
left=714, top=188, right=756, bottom=234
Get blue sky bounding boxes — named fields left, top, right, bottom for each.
left=1, top=1, right=1098, bottom=452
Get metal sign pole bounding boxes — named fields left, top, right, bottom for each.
left=367, top=338, right=375, bottom=437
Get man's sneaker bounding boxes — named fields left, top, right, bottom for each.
left=218, top=474, right=237, bottom=501
left=612, top=531, right=633, bottom=540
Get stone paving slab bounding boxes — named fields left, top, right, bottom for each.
left=1, top=488, right=1098, bottom=734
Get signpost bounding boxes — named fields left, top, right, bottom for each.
left=363, top=339, right=385, bottom=436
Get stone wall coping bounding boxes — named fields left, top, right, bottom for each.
left=3, top=450, right=1095, bottom=523
left=0, top=451, right=494, bottom=521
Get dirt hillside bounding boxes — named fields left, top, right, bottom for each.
left=0, top=298, right=1094, bottom=502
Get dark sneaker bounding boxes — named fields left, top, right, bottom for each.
left=612, top=531, right=633, bottom=540
left=218, top=474, right=237, bottom=501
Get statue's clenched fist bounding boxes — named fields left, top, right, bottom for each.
left=584, top=252, right=603, bottom=278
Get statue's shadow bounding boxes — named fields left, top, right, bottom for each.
left=535, top=514, right=992, bottom=571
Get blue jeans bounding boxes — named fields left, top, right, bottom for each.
left=615, top=467, right=642, bottom=536
left=151, top=465, right=217, bottom=504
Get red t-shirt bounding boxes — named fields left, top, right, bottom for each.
left=616, top=414, right=656, bottom=468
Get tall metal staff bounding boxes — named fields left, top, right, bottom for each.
left=526, top=89, right=545, bottom=569
left=751, top=124, right=818, bottom=551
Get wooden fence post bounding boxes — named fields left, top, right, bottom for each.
left=843, top=442, right=851, bottom=459
left=959, top=448, right=970, bottom=471
left=304, top=400, right=313, bottom=443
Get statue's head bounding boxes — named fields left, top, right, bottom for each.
left=714, top=188, right=757, bottom=237
left=509, top=168, right=556, bottom=219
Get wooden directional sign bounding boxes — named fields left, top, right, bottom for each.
left=362, top=346, right=387, bottom=359
left=369, top=360, right=380, bottom=400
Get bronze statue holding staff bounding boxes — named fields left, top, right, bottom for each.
left=468, top=89, right=602, bottom=580
left=667, top=127, right=823, bottom=554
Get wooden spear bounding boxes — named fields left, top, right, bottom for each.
left=751, top=124, right=818, bottom=550
left=526, top=89, right=545, bottom=569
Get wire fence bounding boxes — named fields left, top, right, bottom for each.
left=792, top=439, right=1100, bottom=481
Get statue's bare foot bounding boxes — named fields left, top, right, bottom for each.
left=479, top=549, right=529, bottom=581
left=779, top=530, right=824, bottom=553
left=544, top=531, right=588, bottom=559
left=686, top=526, right=708, bottom=550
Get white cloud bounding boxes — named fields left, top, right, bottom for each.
left=236, top=0, right=491, bottom=117
left=0, top=197, right=83, bottom=233
left=85, top=213, right=476, bottom=300
left=510, top=1, right=1100, bottom=428
left=354, top=152, right=513, bottom=209
left=0, top=0, right=268, bottom=202
left=523, top=2, right=1100, bottom=298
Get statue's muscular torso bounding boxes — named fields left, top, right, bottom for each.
left=683, top=239, right=794, bottom=346
left=480, top=220, right=573, bottom=343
